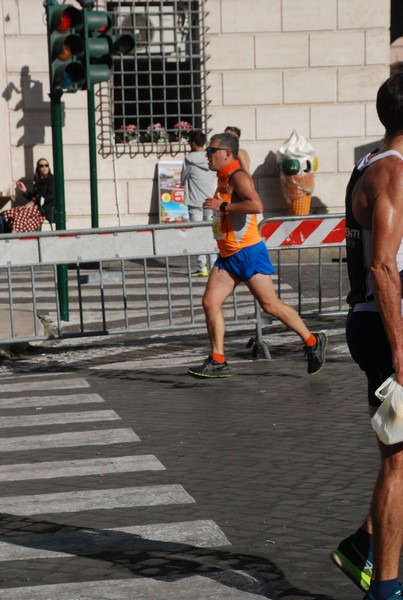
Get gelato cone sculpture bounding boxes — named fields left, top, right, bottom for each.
left=277, top=131, right=318, bottom=215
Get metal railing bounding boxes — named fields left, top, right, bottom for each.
left=0, top=214, right=348, bottom=347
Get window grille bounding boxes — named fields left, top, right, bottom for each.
left=97, top=0, right=209, bottom=157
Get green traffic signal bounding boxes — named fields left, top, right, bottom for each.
left=85, top=11, right=113, bottom=87
left=84, top=11, right=135, bottom=87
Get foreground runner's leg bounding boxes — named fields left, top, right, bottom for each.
left=246, top=273, right=327, bottom=374
left=188, top=266, right=239, bottom=379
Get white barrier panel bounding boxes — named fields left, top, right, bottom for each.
left=154, top=226, right=217, bottom=255
left=259, top=215, right=346, bottom=248
left=0, top=216, right=346, bottom=269
left=38, top=230, right=155, bottom=264
left=0, top=237, right=40, bottom=267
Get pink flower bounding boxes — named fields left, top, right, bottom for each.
left=174, top=121, right=192, bottom=131
left=115, top=123, right=139, bottom=143
left=126, top=124, right=138, bottom=133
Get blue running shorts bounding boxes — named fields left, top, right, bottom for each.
left=214, top=241, right=276, bottom=282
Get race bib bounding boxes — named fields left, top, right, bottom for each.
left=212, top=211, right=223, bottom=240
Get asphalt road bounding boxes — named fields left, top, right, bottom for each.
left=0, top=317, right=376, bottom=599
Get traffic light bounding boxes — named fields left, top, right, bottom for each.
left=46, top=4, right=86, bottom=93
left=45, top=2, right=135, bottom=93
left=111, top=26, right=135, bottom=56
left=84, top=11, right=135, bottom=88
left=84, top=11, right=112, bottom=87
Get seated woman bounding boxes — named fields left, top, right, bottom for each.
left=3, top=158, right=55, bottom=233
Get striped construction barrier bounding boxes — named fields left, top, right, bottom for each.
left=259, top=214, right=345, bottom=248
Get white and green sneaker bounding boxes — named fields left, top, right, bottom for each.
left=331, top=535, right=372, bottom=592
left=192, top=266, right=209, bottom=277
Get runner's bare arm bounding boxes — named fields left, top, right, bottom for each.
left=370, top=164, right=403, bottom=383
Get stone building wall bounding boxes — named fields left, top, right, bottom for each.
left=0, top=0, right=390, bottom=227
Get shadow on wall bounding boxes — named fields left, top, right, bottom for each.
left=253, top=151, right=287, bottom=216
left=1, top=65, right=65, bottom=197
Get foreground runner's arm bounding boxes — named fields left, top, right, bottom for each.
left=369, top=164, right=403, bottom=384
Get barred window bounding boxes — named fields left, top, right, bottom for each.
left=98, top=0, right=209, bottom=157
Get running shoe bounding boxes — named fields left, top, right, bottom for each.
left=330, top=534, right=372, bottom=592
left=363, top=585, right=402, bottom=600
left=192, top=266, right=209, bottom=277
left=188, top=355, right=231, bottom=379
left=305, top=332, right=327, bottom=374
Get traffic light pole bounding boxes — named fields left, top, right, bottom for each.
left=81, top=6, right=99, bottom=228
left=44, top=0, right=70, bottom=323
left=50, top=89, right=69, bottom=322
left=87, top=85, right=99, bottom=228
left=44, top=0, right=135, bottom=318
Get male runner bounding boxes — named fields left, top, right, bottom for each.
left=187, top=132, right=327, bottom=379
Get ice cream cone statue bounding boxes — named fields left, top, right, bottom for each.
left=277, top=131, right=318, bottom=216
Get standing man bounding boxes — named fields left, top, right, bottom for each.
left=331, top=73, right=403, bottom=600
left=187, top=132, right=327, bottom=379
left=181, top=130, right=216, bottom=277
left=224, top=126, right=251, bottom=176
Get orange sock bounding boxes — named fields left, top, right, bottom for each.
left=304, top=333, right=317, bottom=347
left=211, top=352, right=225, bottom=363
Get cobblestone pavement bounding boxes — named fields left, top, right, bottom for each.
left=0, top=316, right=376, bottom=599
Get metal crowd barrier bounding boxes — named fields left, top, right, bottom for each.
left=0, top=214, right=348, bottom=349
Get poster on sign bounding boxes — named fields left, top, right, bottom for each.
left=158, top=161, right=189, bottom=223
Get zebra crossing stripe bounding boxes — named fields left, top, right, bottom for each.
left=0, top=455, right=164, bottom=481
left=0, top=378, right=90, bottom=393
left=0, top=484, right=195, bottom=515
left=0, top=393, right=104, bottom=408
left=0, top=519, right=230, bottom=560
left=0, top=573, right=276, bottom=599
left=0, top=372, right=68, bottom=380
left=0, top=428, right=139, bottom=452
left=0, top=410, right=120, bottom=428
left=93, top=351, right=208, bottom=370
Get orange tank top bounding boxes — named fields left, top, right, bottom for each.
left=212, top=160, right=262, bottom=257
